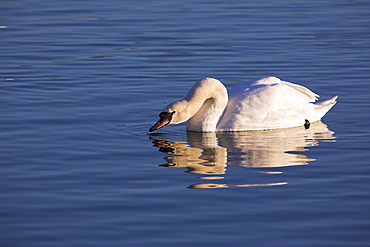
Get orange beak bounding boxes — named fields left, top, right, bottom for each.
left=149, top=112, right=174, bottom=132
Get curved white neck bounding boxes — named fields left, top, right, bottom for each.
left=185, top=78, right=228, bottom=132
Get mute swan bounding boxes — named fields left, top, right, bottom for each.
left=149, top=77, right=337, bottom=132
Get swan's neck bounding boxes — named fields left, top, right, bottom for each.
left=185, top=78, right=228, bottom=132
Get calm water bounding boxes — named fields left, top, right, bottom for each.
left=1, top=0, right=370, bottom=246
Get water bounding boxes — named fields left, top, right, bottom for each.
left=1, top=0, right=370, bottom=246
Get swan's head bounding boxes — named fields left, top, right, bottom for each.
left=149, top=100, right=190, bottom=132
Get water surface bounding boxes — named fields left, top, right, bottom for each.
left=1, top=0, right=370, bottom=246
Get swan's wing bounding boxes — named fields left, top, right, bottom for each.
left=218, top=80, right=318, bottom=131
left=280, top=80, right=319, bottom=102
left=235, top=77, right=319, bottom=102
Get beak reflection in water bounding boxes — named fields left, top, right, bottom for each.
left=149, top=121, right=336, bottom=189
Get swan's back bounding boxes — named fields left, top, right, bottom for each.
left=217, top=77, right=337, bottom=131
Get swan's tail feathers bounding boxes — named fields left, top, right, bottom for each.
left=314, top=95, right=338, bottom=120
left=315, top=95, right=338, bottom=107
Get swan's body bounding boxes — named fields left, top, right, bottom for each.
left=149, top=77, right=337, bottom=132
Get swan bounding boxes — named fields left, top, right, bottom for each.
left=149, top=77, right=338, bottom=132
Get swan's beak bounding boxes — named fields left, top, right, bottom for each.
left=149, top=119, right=169, bottom=132
left=149, top=112, right=174, bottom=132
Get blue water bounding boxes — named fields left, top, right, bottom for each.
left=1, top=0, right=370, bottom=246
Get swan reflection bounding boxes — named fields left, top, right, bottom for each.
left=150, top=121, right=335, bottom=189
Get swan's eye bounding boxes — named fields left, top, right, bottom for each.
left=159, top=111, right=175, bottom=118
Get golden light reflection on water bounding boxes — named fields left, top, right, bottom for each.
left=150, top=121, right=335, bottom=189
left=187, top=182, right=288, bottom=189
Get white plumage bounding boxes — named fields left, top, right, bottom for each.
left=150, top=77, right=337, bottom=132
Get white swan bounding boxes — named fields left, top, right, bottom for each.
left=149, top=77, right=338, bottom=132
